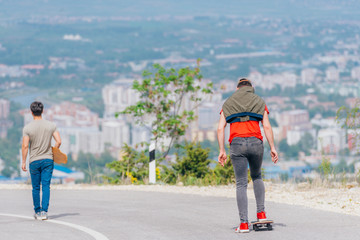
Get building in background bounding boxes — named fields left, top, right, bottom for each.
left=191, top=102, right=220, bottom=142
left=102, top=78, right=151, bottom=150
left=251, top=72, right=297, bottom=90
left=187, top=90, right=223, bottom=142
left=301, top=68, right=318, bottom=85
left=0, top=99, right=13, bottom=138
left=131, top=125, right=150, bottom=147
left=102, top=119, right=130, bottom=149
left=351, top=66, right=360, bottom=80
left=276, top=109, right=314, bottom=145
left=102, top=79, right=140, bottom=118
left=317, top=128, right=346, bottom=154
left=57, top=127, right=103, bottom=155
left=0, top=99, right=10, bottom=119
left=326, top=66, right=340, bottom=82
left=45, top=101, right=99, bottom=128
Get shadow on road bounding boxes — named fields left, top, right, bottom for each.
left=49, top=213, right=80, bottom=219
left=273, top=223, right=286, bottom=227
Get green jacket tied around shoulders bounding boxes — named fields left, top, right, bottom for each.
left=222, top=86, right=266, bottom=123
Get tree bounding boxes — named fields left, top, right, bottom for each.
left=336, top=99, right=360, bottom=153
left=279, top=139, right=290, bottom=155
left=298, top=132, right=314, bottom=155
left=0, top=108, right=23, bottom=177
left=278, top=138, right=300, bottom=159
left=118, top=62, right=213, bottom=158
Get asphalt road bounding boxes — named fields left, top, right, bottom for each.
left=0, top=189, right=359, bottom=240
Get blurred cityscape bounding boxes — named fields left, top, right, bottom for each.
left=1, top=0, right=360, bottom=183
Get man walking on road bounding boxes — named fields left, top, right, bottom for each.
left=217, top=78, right=279, bottom=233
left=21, top=101, right=61, bottom=220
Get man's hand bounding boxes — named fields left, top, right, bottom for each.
left=21, top=162, right=27, bottom=172
left=217, top=112, right=228, bottom=167
left=218, top=151, right=227, bottom=167
left=270, top=148, right=279, bottom=164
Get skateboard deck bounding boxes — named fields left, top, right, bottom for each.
left=251, top=220, right=273, bottom=231
left=52, top=147, right=68, bottom=164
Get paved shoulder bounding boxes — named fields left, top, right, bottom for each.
left=0, top=189, right=359, bottom=240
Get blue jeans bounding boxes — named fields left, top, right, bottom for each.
left=29, top=159, right=54, bottom=213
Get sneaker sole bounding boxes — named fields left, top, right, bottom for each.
left=258, top=218, right=267, bottom=222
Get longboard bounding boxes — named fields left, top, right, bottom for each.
left=251, top=220, right=273, bottom=231
left=52, top=147, right=68, bottom=164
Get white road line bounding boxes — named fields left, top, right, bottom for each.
left=0, top=213, right=109, bottom=240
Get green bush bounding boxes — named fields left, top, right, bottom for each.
left=105, top=144, right=148, bottom=184
left=172, top=142, right=211, bottom=179
left=319, top=155, right=332, bottom=179
left=214, top=155, right=235, bottom=185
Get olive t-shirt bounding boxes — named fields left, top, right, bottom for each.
left=23, top=119, right=57, bottom=163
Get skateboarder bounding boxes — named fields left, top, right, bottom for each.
left=21, top=101, right=61, bottom=220
left=217, top=78, right=279, bottom=233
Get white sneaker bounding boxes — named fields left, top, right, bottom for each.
left=34, top=212, right=42, bottom=220
left=40, top=211, right=48, bottom=220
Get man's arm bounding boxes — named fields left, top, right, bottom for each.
left=217, top=111, right=227, bottom=166
left=53, top=131, right=62, bottom=148
left=261, top=111, right=279, bottom=164
left=21, top=136, right=30, bottom=172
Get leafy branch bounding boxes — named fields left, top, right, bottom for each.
left=117, top=61, right=213, bottom=159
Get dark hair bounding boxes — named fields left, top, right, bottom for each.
left=237, top=78, right=252, bottom=88
left=30, top=101, right=43, bottom=116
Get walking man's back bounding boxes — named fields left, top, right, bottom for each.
left=21, top=101, right=61, bottom=220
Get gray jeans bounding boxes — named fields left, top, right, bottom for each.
left=230, top=137, right=265, bottom=223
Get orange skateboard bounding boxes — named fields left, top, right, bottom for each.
left=251, top=220, right=273, bottom=231
left=52, top=147, right=67, bottom=164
